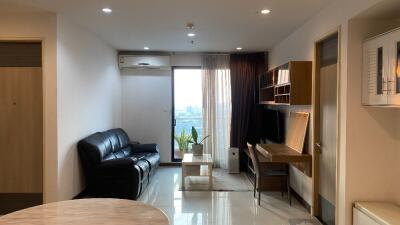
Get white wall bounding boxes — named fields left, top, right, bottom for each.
left=396, top=114, right=400, bottom=204
left=121, top=69, right=172, bottom=162
left=268, top=0, right=400, bottom=224
left=345, top=17, right=400, bottom=222
left=121, top=54, right=201, bottom=163
left=57, top=16, right=122, bottom=200
left=0, top=11, right=58, bottom=203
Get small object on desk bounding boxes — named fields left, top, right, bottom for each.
left=0, top=199, right=169, bottom=225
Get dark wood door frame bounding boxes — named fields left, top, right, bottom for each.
left=312, top=29, right=341, bottom=225
left=0, top=40, right=44, bottom=212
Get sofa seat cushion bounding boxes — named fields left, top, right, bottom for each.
left=131, top=152, right=152, bottom=160
left=135, top=159, right=150, bottom=180
left=143, top=153, right=160, bottom=170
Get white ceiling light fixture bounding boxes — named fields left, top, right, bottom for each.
left=144, top=46, right=150, bottom=50
left=236, top=47, right=243, bottom=51
left=186, top=23, right=196, bottom=38
left=260, top=9, right=271, bottom=14
left=102, top=8, right=112, bottom=14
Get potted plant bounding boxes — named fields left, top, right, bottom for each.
left=190, top=126, right=209, bottom=156
left=174, top=129, right=192, bottom=157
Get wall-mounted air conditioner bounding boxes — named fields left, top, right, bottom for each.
left=119, top=55, right=171, bottom=70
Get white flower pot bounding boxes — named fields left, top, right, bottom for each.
left=192, top=144, right=203, bottom=156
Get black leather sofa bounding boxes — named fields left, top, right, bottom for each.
left=77, top=128, right=160, bottom=200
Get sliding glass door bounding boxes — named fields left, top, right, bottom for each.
left=172, top=67, right=203, bottom=161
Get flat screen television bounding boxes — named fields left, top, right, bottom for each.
left=262, top=108, right=284, bottom=143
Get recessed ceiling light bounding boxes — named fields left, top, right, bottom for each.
left=144, top=46, right=150, bottom=50
left=260, top=9, right=271, bottom=14
left=187, top=33, right=196, bottom=37
left=102, top=8, right=112, bottom=14
left=236, top=47, right=242, bottom=51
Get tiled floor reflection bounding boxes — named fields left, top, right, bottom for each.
left=139, top=167, right=316, bottom=225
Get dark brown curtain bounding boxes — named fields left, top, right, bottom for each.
left=230, top=53, right=267, bottom=150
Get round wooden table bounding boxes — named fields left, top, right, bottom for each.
left=0, top=198, right=169, bottom=225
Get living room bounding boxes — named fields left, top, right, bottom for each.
left=1, top=0, right=400, bottom=225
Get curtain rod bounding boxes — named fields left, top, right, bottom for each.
left=171, top=52, right=230, bottom=56
left=118, top=51, right=263, bottom=56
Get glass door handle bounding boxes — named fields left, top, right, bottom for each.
left=173, top=119, right=176, bottom=127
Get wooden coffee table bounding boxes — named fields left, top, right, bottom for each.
left=181, top=153, right=213, bottom=189
left=0, top=198, right=169, bottom=225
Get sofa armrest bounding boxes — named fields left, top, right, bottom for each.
left=96, top=158, right=138, bottom=179
left=94, top=158, right=141, bottom=200
left=130, top=143, right=159, bottom=153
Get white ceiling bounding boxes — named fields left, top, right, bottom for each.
left=1, top=0, right=332, bottom=52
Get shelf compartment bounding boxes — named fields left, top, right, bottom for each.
left=258, top=61, right=311, bottom=105
left=260, top=71, right=274, bottom=89
left=259, top=87, right=274, bottom=103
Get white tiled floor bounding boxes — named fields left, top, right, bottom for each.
left=139, top=167, right=316, bottom=225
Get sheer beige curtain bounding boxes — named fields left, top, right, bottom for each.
left=202, top=55, right=231, bottom=169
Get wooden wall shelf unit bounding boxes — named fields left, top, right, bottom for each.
left=259, top=61, right=312, bottom=105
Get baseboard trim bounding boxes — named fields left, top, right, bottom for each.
left=317, top=195, right=335, bottom=225
left=290, top=187, right=311, bottom=213
left=160, top=162, right=181, bottom=167
left=73, top=189, right=89, bottom=199
left=0, top=193, right=42, bottom=214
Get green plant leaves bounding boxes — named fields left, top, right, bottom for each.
left=175, top=127, right=210, bottom=151
left=191, top=126, right=210, bottom=144
left=191, top=126, right=198, bottom=144
left=174, top=128, right=193, bottom=152
left=199, top=135, right=210, bottom=144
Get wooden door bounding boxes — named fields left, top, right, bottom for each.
left=0, top=42, right=43, bottom=213
left=0, top=67, right=43, bottom=193
left=313, top=33, right=338, bottom=225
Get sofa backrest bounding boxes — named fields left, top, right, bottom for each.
left=77, top=128, right=133, bottom=182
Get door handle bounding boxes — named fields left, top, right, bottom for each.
left=173, top=119, right=176, bottom=126
left=315, top=142, right=322, bottom=154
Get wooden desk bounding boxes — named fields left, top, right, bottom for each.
left=243, top=147, right=290, bottom=191
left=256, top=144, right=311, bottom=163
left=256, top=144, right=312, bottom=176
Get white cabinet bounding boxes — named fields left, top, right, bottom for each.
left=353, top=202, right=400, bottom=225
left=353, top=208, right=380, bottom=225
left=388, top=28, right=400, bottom=104
left=363, top=34, right=389, bottom=105
left=363, top=27, right=400, bottom=106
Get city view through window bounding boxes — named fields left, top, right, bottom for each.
left=173, top=68, right=203, bottom=160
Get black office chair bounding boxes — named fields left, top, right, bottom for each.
left=247, top=142, right=291, bottom=205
